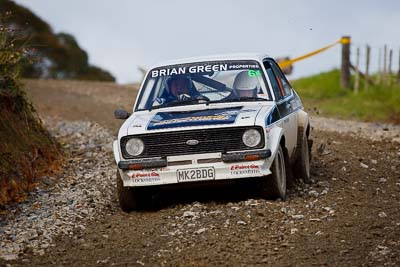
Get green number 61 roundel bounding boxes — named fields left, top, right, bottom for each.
left=248, top=70, right=261, bottom=77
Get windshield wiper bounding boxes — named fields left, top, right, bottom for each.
left=218, top=97, right=268, bottom=103
left=171, top=98, right=210, bottom=106
left=239, top=97, right=268, bottom=101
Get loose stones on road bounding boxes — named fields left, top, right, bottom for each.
left=0, top=119, right=118, bottom=260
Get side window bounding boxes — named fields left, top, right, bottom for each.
left=271, top=62, right=292, bottom=96
left=263, top=60, right=284, bottom=101
left=266, top=106, right=281, bottom=125
left=136, top=77, right=163, bottom=110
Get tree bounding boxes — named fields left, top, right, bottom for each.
left=0, top=0, right=115, bottom=81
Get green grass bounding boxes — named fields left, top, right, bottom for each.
left=291, top=69, right=400, bottom=124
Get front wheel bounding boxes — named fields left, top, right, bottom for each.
left=117, top=170, right=139, bottom=212
left=259, top=145, right=287, bottom=200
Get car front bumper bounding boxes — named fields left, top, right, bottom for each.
left=117, top=151, right=273, bottom=187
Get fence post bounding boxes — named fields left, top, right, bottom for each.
left=340, top=36, right=351, bottom=89
left=378, top=48, right=382, bottom=84
left=383, top=45, right=387, bottom=74
left=382, top=44, right=388, bottom=84
left=398, top=48, right=400, bottom=84
left=365, top=45, right=370, bottom=89
left=380, top=46, right=387, bottom=84
left=354, top=47, right=360, bottom=94
left=388, top=49, right=393, bottom=85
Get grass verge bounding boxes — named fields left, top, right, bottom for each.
left=291, top=69, right=400, bottom=124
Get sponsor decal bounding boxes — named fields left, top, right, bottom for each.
left=132, top=177, right=161, bottom=183
left=150, top=61, right=261, bottom=78
left=129, top=116, right=148, bottom=129
left=151, top=64, right=228, bottom=78
left=152, top=115, right=229, bottom=126
left=228, top=63, right=259, bottom=70
left=131, top=171, right=161, bottom=183
left=239, top=108, right=259, bottom=119
left=133, top=171, right=160, bottom=178
left=230, top=164, right=261, bottom=176
left=147, top=107, right=242, bottom=130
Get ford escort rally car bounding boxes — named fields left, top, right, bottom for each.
left=113, top=54, right=312, bottom=211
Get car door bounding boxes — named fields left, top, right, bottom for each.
left=263, top=59, right=298, bottom=157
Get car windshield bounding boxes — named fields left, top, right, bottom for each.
left=135, top=60, right=272, bottom=111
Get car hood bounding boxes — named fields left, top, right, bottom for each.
left=124, top=104, right=272, bottom=135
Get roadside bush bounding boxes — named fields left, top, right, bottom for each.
left=0, top=13, right=62, bottom=207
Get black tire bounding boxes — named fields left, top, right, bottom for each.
left=259, top=145, right=287, bottom=200
left=117, top=171, right=139, bottom=212
left=293, top=133, right=311, bottom=183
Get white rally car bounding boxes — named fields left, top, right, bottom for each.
left=113, top=54, right=312, bottom=211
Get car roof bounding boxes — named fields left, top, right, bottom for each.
left=149, top=53, right=271, bottom=69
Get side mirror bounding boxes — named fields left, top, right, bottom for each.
left=114, top=109, right=131, bottom=120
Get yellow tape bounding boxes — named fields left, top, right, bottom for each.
left=278, top=38, right=348, bottom=69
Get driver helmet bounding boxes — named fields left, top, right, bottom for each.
left=233, top=70, right=258, bottom=97
left=165, top=74, right=193, bottom=94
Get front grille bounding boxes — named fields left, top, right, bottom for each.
left=121, top=126, right=264, bottom=159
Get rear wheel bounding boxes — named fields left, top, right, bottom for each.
left=117, top=171, right=139, bottom=212
left=294, top=134, right=311, bottom=183
left=259, top=145, right=287, bottom=200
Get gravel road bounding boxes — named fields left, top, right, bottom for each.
left=1, top=79, right=399, bottom=266
left=1, top=119, right=117, bottom=260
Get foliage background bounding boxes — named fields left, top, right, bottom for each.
left=0, top=0, right=115, bottom=81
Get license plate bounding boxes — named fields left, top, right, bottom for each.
left=177, top=167, right=215, bottom=182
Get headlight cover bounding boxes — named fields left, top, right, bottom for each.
left=242, top=129, right=262, bottom=148
left=125, top=138, right=144, bottom=156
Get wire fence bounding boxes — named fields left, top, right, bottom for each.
left=278, top=37, right=400, bottom=92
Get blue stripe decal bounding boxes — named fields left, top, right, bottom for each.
left=147, top=107, right=242, bottom=130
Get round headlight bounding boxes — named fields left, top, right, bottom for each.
left=242, top=129, right=262, bottom=147
left=125, top=138, right=144, bottom=156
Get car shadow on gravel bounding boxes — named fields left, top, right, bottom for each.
left=138, top=149, right=333, bottom=212
left=140, top=176, right=304, bottom=211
